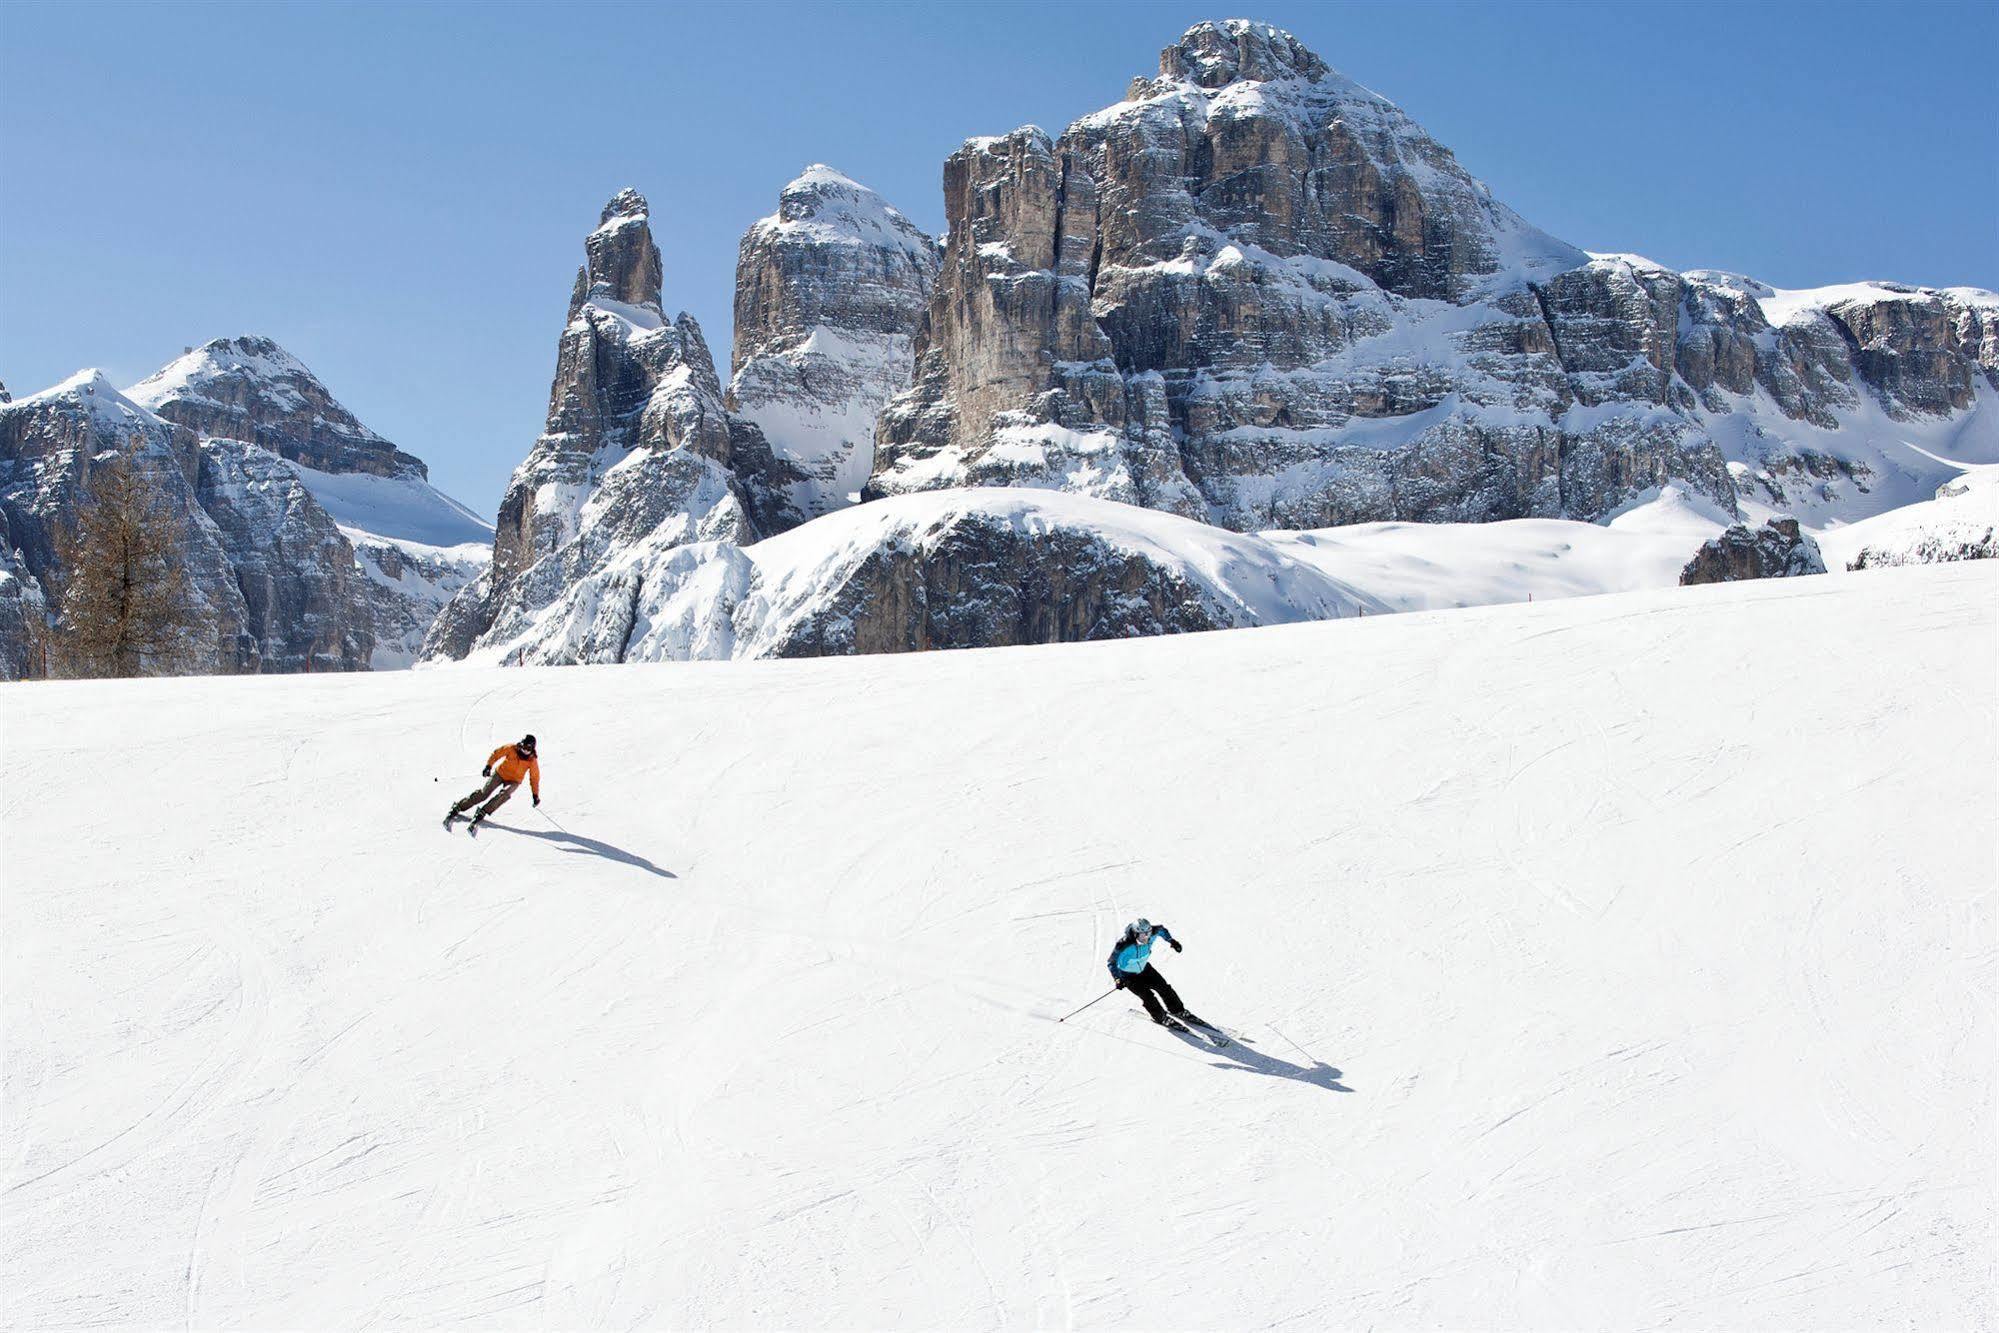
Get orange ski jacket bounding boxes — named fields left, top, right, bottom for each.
left=486, top=745, right=541, bottom=798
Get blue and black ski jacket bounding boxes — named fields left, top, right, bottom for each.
left=1107, top=923, right=1177, bottom=982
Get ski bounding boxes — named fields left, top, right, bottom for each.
left=1176, top=1014, right=1233, bottom=1047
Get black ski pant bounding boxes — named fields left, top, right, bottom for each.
left=1120, top=965, right=1185, bottom=1022
left=452, top=773, right=519, bottom=819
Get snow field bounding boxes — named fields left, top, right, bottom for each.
left=3, top=563, right=1994, bottom=1328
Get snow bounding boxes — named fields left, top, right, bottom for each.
left=128, top=342, right=317, bottom=418
left=4, top=564, right=1992, bottom=1327
left=1754, top=280, right=1983, bottom=327
left=589, top=212, right=647, bottom=238
left=1263, top=485, right=1731, bottom=611
left=1816, top=460, right=1999, bottom=570
left=8, top=369, right=165, bottom=432
left=578, top=296, right=665, bottom=333
left=729, top=324, right=918, bottom=519
left=287, top=460, right=493, bottom=548
left=753, top=165, right=937, bottom=261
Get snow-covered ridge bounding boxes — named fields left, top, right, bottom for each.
left=1757, top=279, right=1999, bottom=327
left=129, top=338, right=325, bottom=415
left=10, top=368, right=162, bottom=429
left=457, top=487, right=1386, bottom=666
left=288, top=463, right=490, bottom=550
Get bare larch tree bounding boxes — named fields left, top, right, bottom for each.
left=52, top=442, right=201, bottom=677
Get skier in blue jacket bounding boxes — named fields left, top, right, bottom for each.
left=1106, top=918, right=1206, bottom=1028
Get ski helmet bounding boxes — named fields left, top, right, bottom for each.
left=1132, top=918, right=1153, bottom=940
left=519, top=734, right=537, bottom=755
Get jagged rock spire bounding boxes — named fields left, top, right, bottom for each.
left=422, top=186, right=800, bottom=664
left=579, top=188, right=664, bottom=310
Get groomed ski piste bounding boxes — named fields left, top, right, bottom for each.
left=3, top=563, right=1994, bottom=1329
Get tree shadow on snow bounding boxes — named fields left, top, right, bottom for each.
left=1172, top=1029, right=1352, bottom=1092
left=477, top=824, right=677, bottom=879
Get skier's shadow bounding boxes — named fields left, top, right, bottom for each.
left=478, top=824, right=676, bottom=879
left=1173, top=1030, right=1352, bottom=1092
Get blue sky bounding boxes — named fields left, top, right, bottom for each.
left=5, top=0, right=1994, bottom=514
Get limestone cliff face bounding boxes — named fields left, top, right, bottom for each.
left=190, top=436, right=374, bottom=670
left=422, top=190, right=794, bottom=664
left=872, top=19, right=1997, bottom=532
left=727, top=166, right=940, bottom=520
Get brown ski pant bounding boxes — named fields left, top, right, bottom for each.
left=452, top=773, right=519, bottom=819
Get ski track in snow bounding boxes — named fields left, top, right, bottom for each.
left=2, top=564, right=1995, bottom=1329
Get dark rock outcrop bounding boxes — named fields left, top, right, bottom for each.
left=1679, top=518, right=1827, bottom=585
left=762, top=511, right=1262, bottom=656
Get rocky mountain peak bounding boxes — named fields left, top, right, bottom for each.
left=128, top=334, right=425, bottom=479
left=870, top=17, right=1995, bottom=543
left=768, top=165, right=936, bottom=256
left=600, top=187, right=648, bottom=223
left=582, top=187, right=664, bottom=308
left=729, top=166, right=940, bottom=521
left=1159, top=19, right=1329, bottom=88
left=777, top=165, right=870, bottom=221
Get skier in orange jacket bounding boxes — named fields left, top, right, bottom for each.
left=447, top=735, right=540, bottom=826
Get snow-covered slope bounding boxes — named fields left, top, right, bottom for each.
left=1264, top=485, right=1736, bottom=611
left=5, top=565, right=1993, bottom=1328
left=1817, top=459, right=1999, bottom=570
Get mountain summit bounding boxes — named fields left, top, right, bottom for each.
left=870, top=19, right=1995, bottom=533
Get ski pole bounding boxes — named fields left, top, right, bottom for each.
left=1058, top=987, right=1118, bottom=1023
left=537, top=806, right=570, bottom=834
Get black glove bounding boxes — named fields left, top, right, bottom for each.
left=482, top=766, right=492, bottom=777
left=1112, top=976, right=1127, bottom=989
left=1170, top=939, right=1183, bottom=953
left=533, top=795, right=541, bottom=807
